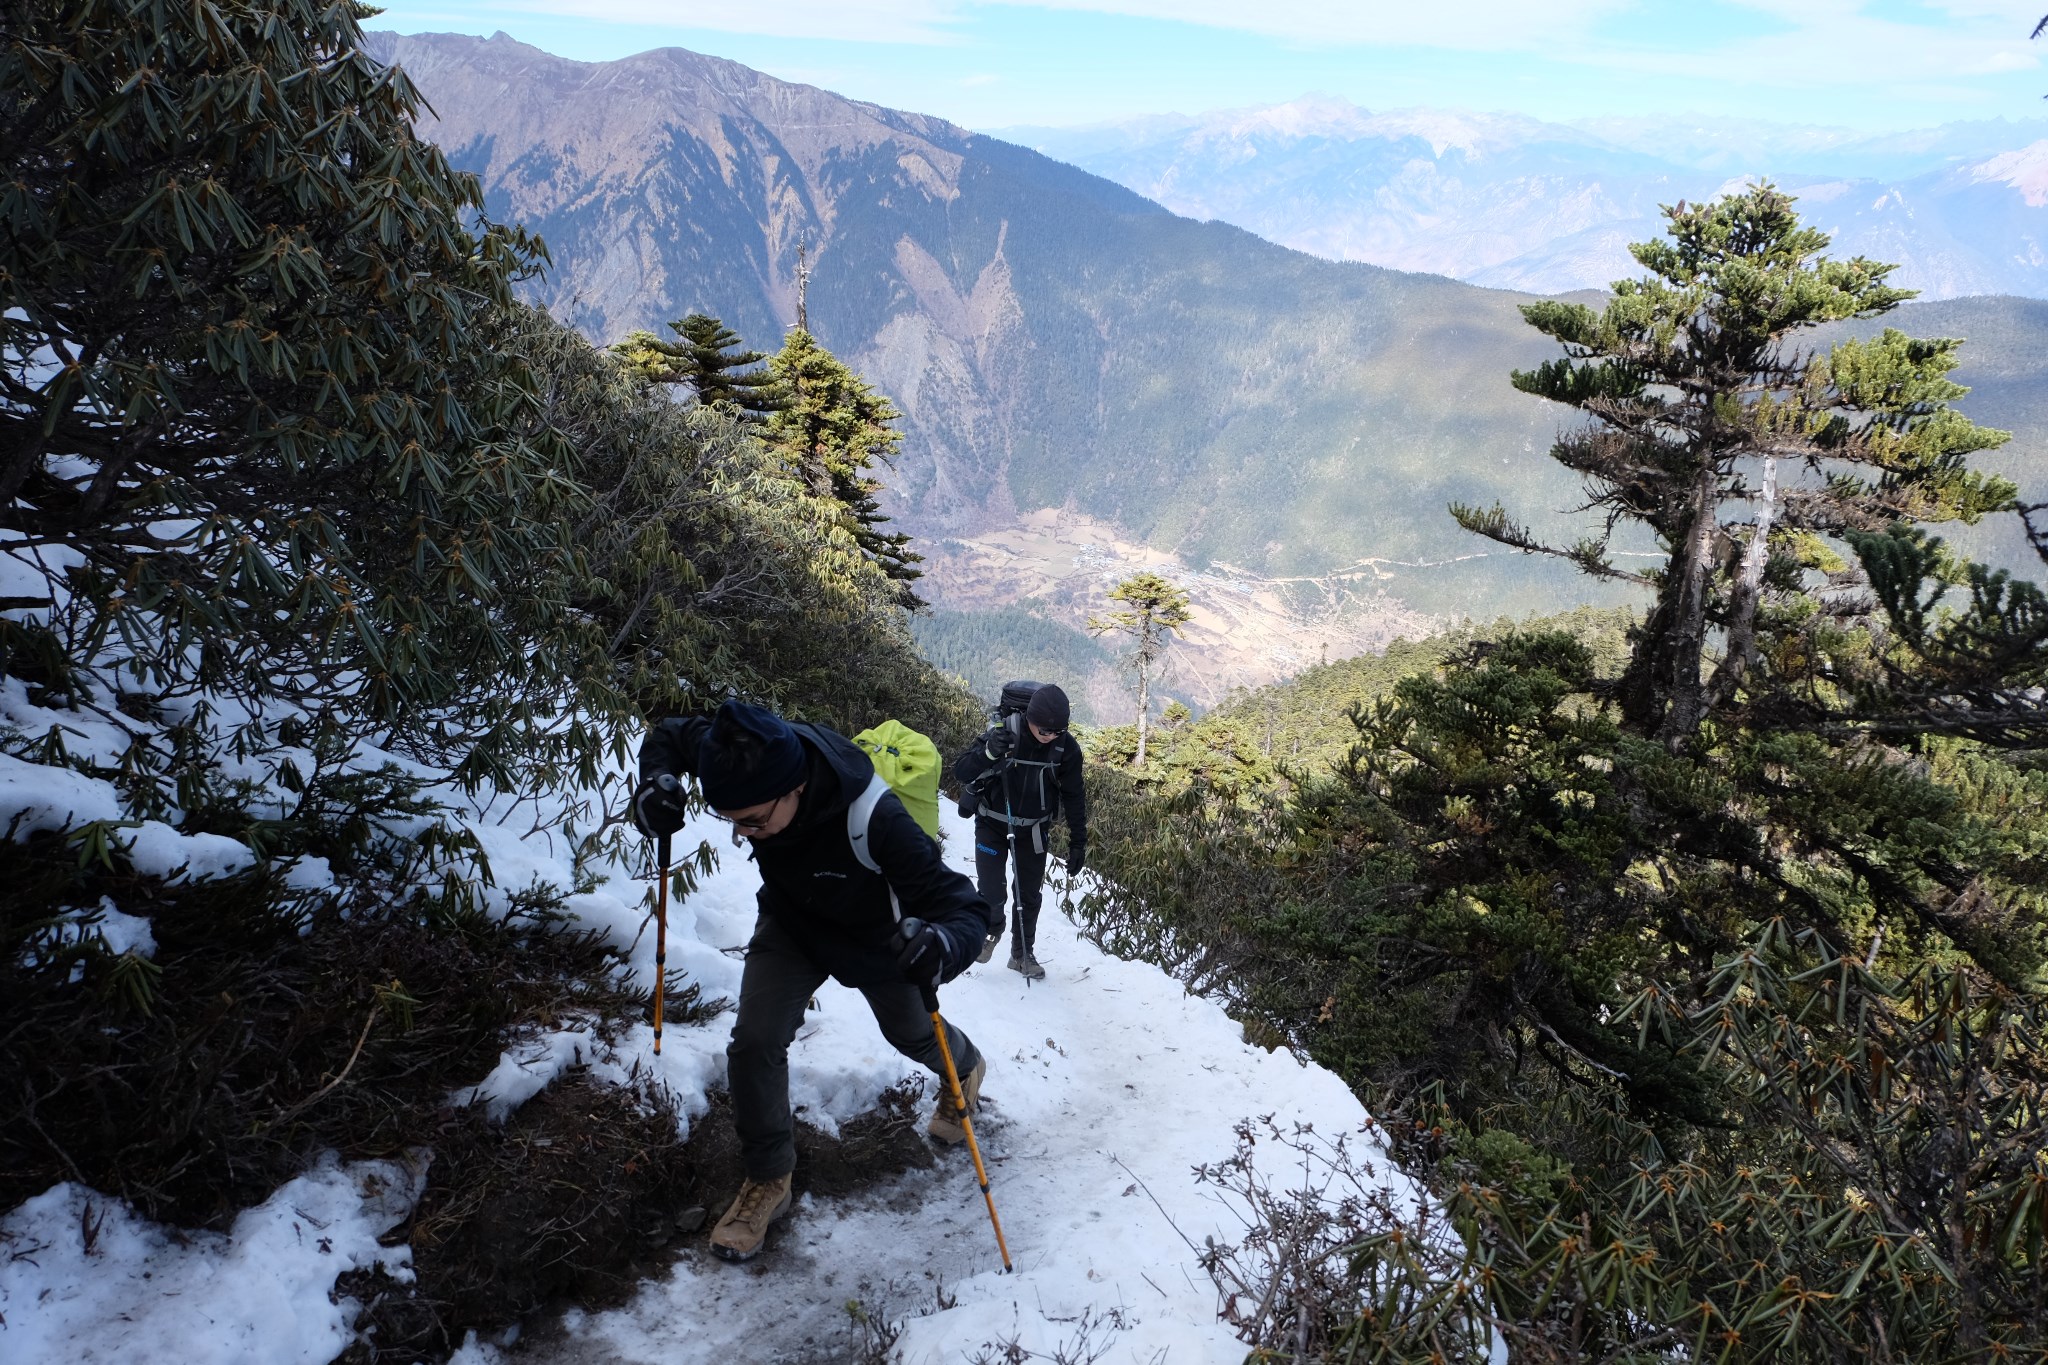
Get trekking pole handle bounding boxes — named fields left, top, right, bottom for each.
left=895, top=916, right=943, bottom=1012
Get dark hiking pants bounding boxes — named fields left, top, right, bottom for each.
left=974, top=814, right=1048, bottom=960
left=727, top=918, right=984, bottom=1181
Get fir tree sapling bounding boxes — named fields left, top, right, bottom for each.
left=763, top=329, right=924, bottom=603
left=611, top=314, right=787, bottom=417
left=1088, top=572, right=1192, bottom=769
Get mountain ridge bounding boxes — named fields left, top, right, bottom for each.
left=365, top=29, right=1601, bottom=610
left=998, top=97, right=2048, bottom=298
left=366, top=30, right=2046, bottom=663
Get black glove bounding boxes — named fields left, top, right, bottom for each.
left=1066, top=842, right=1087, bottom=877
left=631, top=772, right=688, bottom=838
left=984, top=724, right=1015, bottom=761
left=892, top=916, right=947, bottom=993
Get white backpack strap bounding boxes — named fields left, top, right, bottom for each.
left=847, top=771, right=904, bottom=922
left=847, top=771, right=889, bottom=874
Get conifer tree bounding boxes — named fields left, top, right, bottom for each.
left=762, top=328, right=923, bottom=603
left=1452, top=183, right=2014, bottom=752
left=1089, top=572, right=1192, bottom=768
left=612, top=314, right=785, bottom=416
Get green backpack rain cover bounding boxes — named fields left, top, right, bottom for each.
left=851, top=720, right=943, bottom=840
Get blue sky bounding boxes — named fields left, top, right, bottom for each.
left=368, top=1, right=2048, bottom=131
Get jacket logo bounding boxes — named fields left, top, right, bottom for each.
left=813, top=870, right=848, bottom=880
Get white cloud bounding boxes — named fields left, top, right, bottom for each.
left=475, top=0, right=2048, bottom=76
left=992, top=0, right=1630, bottom=49
left=486, top=0, right=1627, bottom=48
left=491, top=0, right=967, bottom=44
left=1565, top=2, right=2048, bottom=93
left=1977, top=48, right=2042, bottom=72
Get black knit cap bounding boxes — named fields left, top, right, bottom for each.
left=698, top=700, right=807, bottom=810
left=1024, top=683, right=1071, bottom=733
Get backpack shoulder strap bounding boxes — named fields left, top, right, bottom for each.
left=846, top=771, right=890, bottom=875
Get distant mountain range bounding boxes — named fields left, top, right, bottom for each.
left=998, top=100, right=2048, bottom=299
left=366, top=31, right=2046, bottom=653
left=366, top=31, right=1609, bottom=617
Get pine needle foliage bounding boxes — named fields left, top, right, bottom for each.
left=1087, top=570, right=1192, bottom=769
left=610, top=313, right=786, bottom=417
left=509, top=309, right=977, bottom=750
left=1451, top=184, right=2014, bottom=752
left=763, top=328, right=924, bottom=604
left=1082, top=189, right=2048, bottom=1361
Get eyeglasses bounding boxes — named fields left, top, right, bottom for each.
left=714, top=787, right=798, bottom=835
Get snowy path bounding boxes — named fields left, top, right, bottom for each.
left=500, top=810, right=1399, bottom=1365
left=1, top=786, right=1407, bottom=1365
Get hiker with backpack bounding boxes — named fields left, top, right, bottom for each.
left=631, top=700, right=995, bottom=1263
left=953, top=682, right=1087, bottom=980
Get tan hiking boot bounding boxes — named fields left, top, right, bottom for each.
left=928, top=1054, right=986, bottom=1145
left=708, top=1173, right=793, bottom=1263
left=976, top=933, right=1000, bottom=965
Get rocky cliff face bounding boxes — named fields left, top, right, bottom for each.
left=370, top=31, right=1153, bottom=537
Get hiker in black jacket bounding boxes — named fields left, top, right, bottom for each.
left=952, top=682, right=1087, bottom=980
left=632, top=700, right=994, bottom=1263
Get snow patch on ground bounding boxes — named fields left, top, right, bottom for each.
left=515, top=808, right=1415, bottom=1365
left=0, top=683, right=1405, bottom=1364
left=0, top=1155, right=426, bottom=1365
left=25, top=897, right=158, bottom=968
left=455, top=1025, right=638, bottom=1123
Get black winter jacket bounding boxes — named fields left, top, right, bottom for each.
left=952, top=720, right=1087, bottom=852
left=641, top=718, right=994, bottom=988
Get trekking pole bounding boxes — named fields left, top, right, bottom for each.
left=652, top=832, right=670, bottom=1056
left=924, top=985, right=1013, bottom=1273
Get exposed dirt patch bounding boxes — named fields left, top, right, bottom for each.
left=0, top=827, right=644, bottom=1231
left=337, top=1078, right=938, bottom=1364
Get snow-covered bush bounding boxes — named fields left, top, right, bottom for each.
left=1, top=5, right=973, bottom=1357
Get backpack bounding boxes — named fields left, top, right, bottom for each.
left=997, top=679, right=1042, bottom=719
left=846, top=719, right=943, bottom=877
left=963, top=681, right=1067, bottom=846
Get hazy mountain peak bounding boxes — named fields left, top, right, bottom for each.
left=1005, top=98, right=2048, bottom=299
left=1972, top=139, right=2048, bottom=208
left=1120, top=96, right=1600, bottom=159
left=1218, top=93, right=1377, bottom=141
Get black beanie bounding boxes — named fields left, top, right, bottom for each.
left=698, top=701, right=807, bottom=810
left=1024, top=683, right=1071, bottom=732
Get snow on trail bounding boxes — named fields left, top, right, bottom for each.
left=1, top=748, right=1408, bottom=1365
left=0, top=1156, right=424, bottom=1365
left=502, top=806, right=1406, bottom=1365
